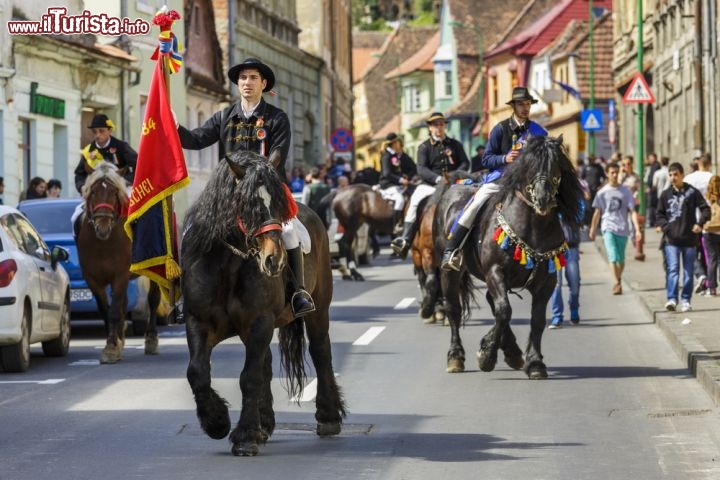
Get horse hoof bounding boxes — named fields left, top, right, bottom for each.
left=504, top=355, right=525, bottom=370
left=476, top=350, right=496, bottom=372
left=526, top=362, right=548, bottom=379
left=317, top=422, right=341, bottom=437
left=231, top=442, right=259, bottom=456
left=422, top=315, right=436, bottom=324
left=443, top=317, right=450, bottom=327
left=144, top=335, right=159, bottom=355
left=100, top=344, right=123, bottom=364
left=342, top=275, right=353, bottom=281
left=351, top=272, right=365, bottom=281
left=446, top=358, right=465, bottom=373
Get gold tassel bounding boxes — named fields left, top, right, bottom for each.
left=165, top=257, right=182, bottom=280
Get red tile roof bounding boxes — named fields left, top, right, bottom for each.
left=385, top=31, right=439, bottom=79
left=486, top=0, right=612, bottom=59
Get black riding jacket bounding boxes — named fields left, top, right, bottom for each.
left=415, top=137, right=469, bottom=186
left=74, top=136, right=137, bottom=193
left=178, top=98, right=291, bottom=182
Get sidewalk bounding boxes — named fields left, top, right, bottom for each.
left=593, top=228, right=720, bottom=406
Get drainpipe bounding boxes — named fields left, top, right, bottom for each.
left=693, top=0, right=704, bottom=155
left=706, top=0, right=717, bottom=166
left=228, top=0, right=236, bottom=97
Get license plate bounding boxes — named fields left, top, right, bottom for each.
left=71, top=289, right=94, bottom=302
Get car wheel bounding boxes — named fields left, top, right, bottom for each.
left=42, top=296, right=71, bottom=357
left=1, top=305, right=31, bottom=372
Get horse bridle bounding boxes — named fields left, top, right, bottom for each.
left=518, top=174, right=560, bottom=211
left=86, top=187, right=122, bottom=227
left=223, top=218, right=283, bottom=259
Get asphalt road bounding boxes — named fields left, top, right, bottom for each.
left=2, top=244, right=720, bottom=480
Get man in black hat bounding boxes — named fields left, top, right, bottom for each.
left=177, top=57, right=314, bottom=317
left=390, top=112, right=469, bottom=259
left=441, top=86, right=547, bottom=271
left=470, top=142, right=486, bottom=173
left=74, top=114, right=137, bottom=193
left=379, top=132, right=416, bottom=233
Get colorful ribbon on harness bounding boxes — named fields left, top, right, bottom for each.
left=493, top=224, right=567, bottom=272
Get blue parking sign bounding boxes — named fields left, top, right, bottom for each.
left=581, top=109, right=603, bottom=131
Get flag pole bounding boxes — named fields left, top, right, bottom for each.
left=153, top=6, right=181, bottom=305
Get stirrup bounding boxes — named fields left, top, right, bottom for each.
left=440, top=249, right=463, bottom=271
left=291, top=289, right=316, bottom=317
left=390, top=237, right=407, bottom=255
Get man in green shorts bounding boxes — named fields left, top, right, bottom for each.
left=588, top=161, right=642, bottom=295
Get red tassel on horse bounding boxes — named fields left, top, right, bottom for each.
left=493, top=227, right=503, bottom=242
left=513, top=245, right=522, bottom=261
left=558, top=253, right=566, bottom=267
left=283, top=184, right=299, bottom=220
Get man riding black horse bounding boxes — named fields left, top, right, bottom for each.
left=391, top=112, right=469, bottom=259
left=177, top=57, right=314, bottom=317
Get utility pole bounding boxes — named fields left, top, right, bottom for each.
left=637, top=0, right=645, bottom=217
left=588, top=0, right=595, bottom=156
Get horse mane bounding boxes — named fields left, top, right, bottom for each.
left=184, top=151, right=290, bottom=254
left=498, top=135, right=583, bottom=228
left=82, top=162, right=129, bottom=207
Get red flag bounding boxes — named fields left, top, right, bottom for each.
left=124, top=58, right=189, bottom=300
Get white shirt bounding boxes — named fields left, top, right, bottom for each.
left=684, top=171, right=713, bottom=197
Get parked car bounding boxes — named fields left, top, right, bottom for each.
left=17, top=199, right=150, bottom=326
left=0, top=205, right=70, bottom=372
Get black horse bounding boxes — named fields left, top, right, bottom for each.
left=435, top=135, right=583, bottom=379
left=181, top=151, right=346, bottom=456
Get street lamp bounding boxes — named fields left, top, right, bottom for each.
left=448, top=20, right=484, bottom=144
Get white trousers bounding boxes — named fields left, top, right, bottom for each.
left=404, top=184, right=436, bottom=223
left=380, top=185, right=405, bottom=211
left=283, top=217, right=310, bottom=253
left=457, top=182, right=501, bottom=228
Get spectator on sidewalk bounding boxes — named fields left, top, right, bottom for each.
left=589, top=161, right=642, bottom=295
left=655, top=162, right=710, bottom=313
left=701, top=175, right=720, bottom=297
left=645, top=152, right=660, bottom=227
left=620, top=155, right=645, bottom=261
left=685, top=153, right=714, bottom=294
left=548, top=217, right=582, bottom=329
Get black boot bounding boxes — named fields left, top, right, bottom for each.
left=287, top=247, right=316, bottom=317
left=391, top=211, right=403, bottom=236
left=390, top=221, right=416, bottom=260
left=441, top=225, right=470, bottom=271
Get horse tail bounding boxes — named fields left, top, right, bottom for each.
left=458, top=269, right=477, bottom=327
left=278, top=318, right=307, bottom=400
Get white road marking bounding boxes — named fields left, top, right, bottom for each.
left=0, top=378, right=65, bottom=385
left=69, top=359, right=100, bottom=366
left=353, top=326, right=385, bottom=346
left=393, top=297, right=416, bottom=310
left=291, top=378, right=317, bottom=402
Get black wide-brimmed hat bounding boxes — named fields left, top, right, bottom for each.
left=506, top=86, right=538, bottom=105
left=87, top=114, right=115, bottom=129
left=385, top=132, right=400, bottom=142
left=426, top=112, right=449, bottom=124
left=227, top=57, right=275, bottom=92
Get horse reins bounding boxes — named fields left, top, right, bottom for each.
left=223, top=218, right=283, bottom=259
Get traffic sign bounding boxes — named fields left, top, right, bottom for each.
left=580, top=109, right=603, bottom=131
left=330, top=128, right=353, bottom=152
left=623, top=72, right=655, bottom=104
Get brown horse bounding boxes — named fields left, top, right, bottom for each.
left=330, top=184, right=405, bottom=281
left=411, top=190, right=446, bottom=324
left=181, top=151, right=346, bottom=456
left=76, top=163, right=161, bottom=363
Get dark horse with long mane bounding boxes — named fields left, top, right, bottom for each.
left=181, top=151, right=346, bottom=456
left=329, top=183, right=405, bottom=281
left=76, top=163, right=161, bottom=364
left=435, top=135, right=582, bottom=378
